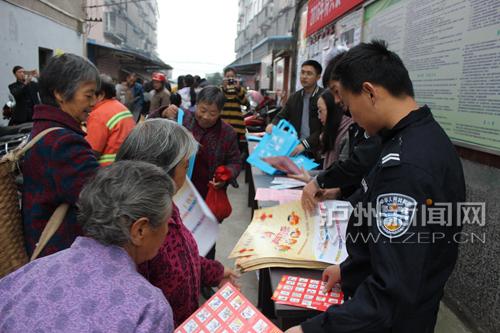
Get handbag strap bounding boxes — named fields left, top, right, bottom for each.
left=30, top=203, right=70, bottom=261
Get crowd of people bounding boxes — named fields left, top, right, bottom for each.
left=0, top=40, right=465, bottom=333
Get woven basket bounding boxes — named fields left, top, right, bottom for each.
left=0, top=158, right=28, bottom=278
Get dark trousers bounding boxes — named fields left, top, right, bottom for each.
left=206, top=244, right=216, bottom=260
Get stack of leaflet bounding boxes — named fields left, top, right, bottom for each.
left=229, top=200, right=352, bottom=272
left=269, top=176, right=307, bottom=189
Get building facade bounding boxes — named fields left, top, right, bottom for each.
left=85, top=0, right=170, bottom=81
left=231, top=0, right=296, bottom=101
left=1, top=0, right=85, bottom=125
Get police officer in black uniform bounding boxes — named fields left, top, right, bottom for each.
left=301, top=52, right=382, bottom=209
left=286, top=40, right=466, bottom=333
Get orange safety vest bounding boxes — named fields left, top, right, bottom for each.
left=86, top=99, right=135, bottom=166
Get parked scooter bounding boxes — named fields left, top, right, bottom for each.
left=0, top=122, right=33, bottom=156
left=244, top=90, right=280, bottom=133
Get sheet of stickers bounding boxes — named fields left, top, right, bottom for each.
left=175, top=283, right=282, bottom=333
left=272, top=275, right=344, bottom=311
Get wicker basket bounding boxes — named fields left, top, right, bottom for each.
left=0, top=127, right=66, bottom=278
left=0, top=158, right=28, bottom=278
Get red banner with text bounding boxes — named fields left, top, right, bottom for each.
left=306, top=0, right=364, bottom=36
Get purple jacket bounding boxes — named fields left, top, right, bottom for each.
left=0, top=237, right=174, bottom=332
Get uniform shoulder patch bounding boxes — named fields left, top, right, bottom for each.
left=376, top=193, right=416, bottom=238
left=381, top=153, right=400, bottom=167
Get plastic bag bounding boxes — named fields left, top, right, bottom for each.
left=205, top=166, right=233, bottom=222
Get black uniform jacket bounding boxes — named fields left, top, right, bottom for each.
left=316, top=123, right=382, bottom=199
left=302, top=105, right=466, bottom=333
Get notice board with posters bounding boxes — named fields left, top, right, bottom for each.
left=363, top=0, right=500, bottom=155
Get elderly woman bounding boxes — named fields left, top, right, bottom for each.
left=149, top=86, right=241, bottom=199
left=0, top=161, right=175, bottom=332
left=116, top=119, right=239, bottom=327
left=22, top=53, right=100, bottom=258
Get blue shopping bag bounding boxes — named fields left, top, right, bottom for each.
left=177, top=108, right=196, bottom=179
left=247, top=120, right=301, bottom=175
left=290, top=155, right=319, bottom=171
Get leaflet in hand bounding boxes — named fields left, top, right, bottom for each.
left=272, top=275, right=344, bottom=312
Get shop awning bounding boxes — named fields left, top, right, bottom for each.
left=87, top=39, right=172, bottom=72
left=226, top=61, right=261, bottom=75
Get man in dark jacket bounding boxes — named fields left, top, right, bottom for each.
left=286, top=40, right=465, bottom=333
left=266, top=60, right=324, bottom=157
left=8, top=65, right=40, bottom=125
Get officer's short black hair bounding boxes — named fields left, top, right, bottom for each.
left=12, top=66, right=23, bottom=74
left=301, top=60, right=322, bottom=76
left=334, top=40, right=414, bottom=98
left=322, top=52, right=347, bottom=87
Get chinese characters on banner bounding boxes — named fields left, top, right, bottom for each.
left=306, top=0, right=364, bottom=36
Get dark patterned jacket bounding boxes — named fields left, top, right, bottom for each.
left=183, top=111, right=242, bottom=198
left=22, top=105, right=99, bottom=258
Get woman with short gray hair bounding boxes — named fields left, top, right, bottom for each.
left=148, top=86, right=242, bottom=200
left=116, top=118, right=240, bottom=327
left=22, top=53, right=101, bottom=258
left=0, top=161, right=175, bottom=332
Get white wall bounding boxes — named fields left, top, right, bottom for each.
left=0, top=1, right=84, bottom=125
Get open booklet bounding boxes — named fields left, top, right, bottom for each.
left=229, top=200, right=352, bottom=272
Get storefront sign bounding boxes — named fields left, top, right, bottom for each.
left=306, top=0, right=364, bottom=36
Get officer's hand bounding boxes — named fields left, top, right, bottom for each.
left=265, top=123, right=273, bottom=133
left=161, top=104, right=178, bottom=120
left=316, top=188, right=341, bottom=201
left=322, top=265, right=341, bottom=293
left=285, top=325, right=304, bottom=333
left=301, top=180, right=320, bottom=214
left=290, top=143, right=305, bottom=156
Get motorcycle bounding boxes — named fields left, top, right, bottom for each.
left=0, top=123, right=33, bottom=156
left=243, top=90, right=280, bottom=133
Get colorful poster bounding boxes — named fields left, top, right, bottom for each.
left=272, top=275, right=344, bottom=311
left=173, top=177, right=219, bottom=256
left=230, top=200, right=351, bottom=270
left=175, top=283, right=282, bottom=333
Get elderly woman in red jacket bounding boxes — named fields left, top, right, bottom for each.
left=22, top=53, right=100, bottom=258
left=149, top=86, right=242, bottom=200
left=116, top=119, right=240, bottom=327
